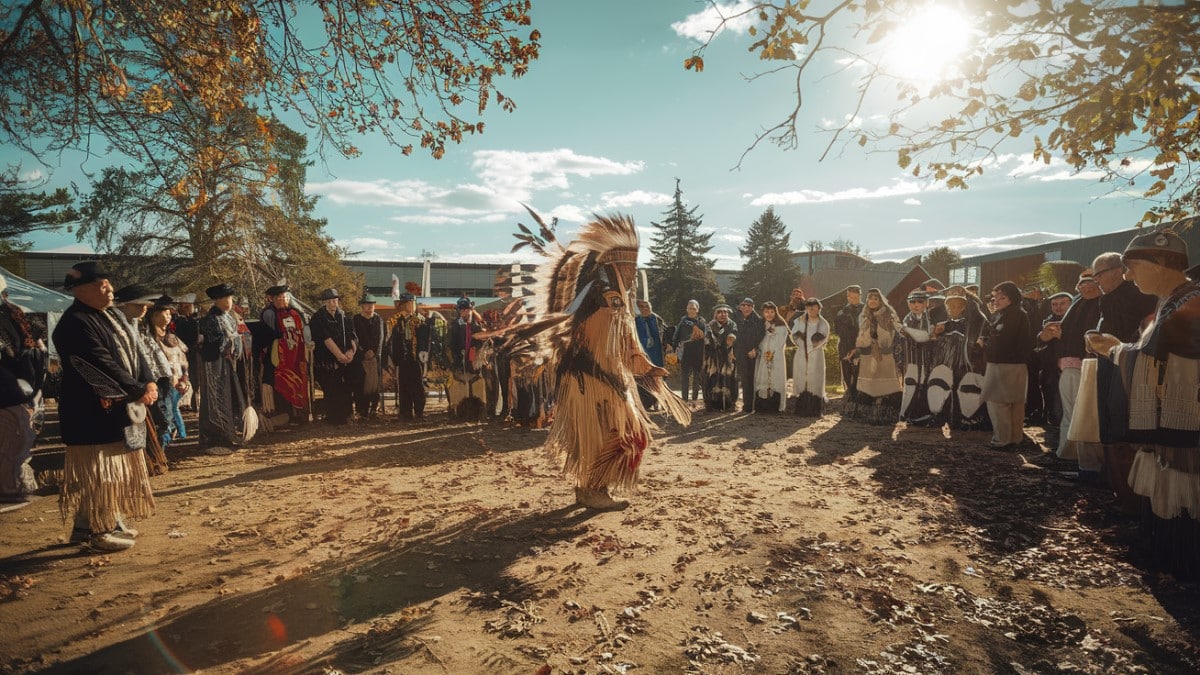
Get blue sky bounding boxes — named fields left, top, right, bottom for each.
left=12, top=1, right=1156, bottom=267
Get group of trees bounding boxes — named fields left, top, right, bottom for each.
left=0, top=0, right=539, bottom=306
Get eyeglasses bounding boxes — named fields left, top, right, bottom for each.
left=1094, top=266, right=1123, bottom=277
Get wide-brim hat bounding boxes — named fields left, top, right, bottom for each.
left=152, top=294, right=175, bottom=307
left=456, top=297, right=473, bottom=309
left=205, top=283, right=236, bottom=300
left=114, top=284, right=160, bottom=305
left=359, top=293, right=378, bottom=305
left=907, top=290, right=928, bottom=302
left=712, top=304, right=733, bottom=314
left=1123, top=228, right=1189, bottom=269
left=265, top=284, right=289, bottom=296
left=63, top=261, right=111, bottom=290
left=397, top=292, right=415, bottom=303
left=318, top=288, right=340, bottom=301
left=943, top=285, right=968, bottom=305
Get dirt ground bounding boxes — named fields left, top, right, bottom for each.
left=2, top=395, right=1199, bottom=674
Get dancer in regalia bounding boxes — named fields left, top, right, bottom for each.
left=702, top=304, right=739, bottom=412
left=500, top=210, right=689, bottom=510
left=849, top=288, right=902, bottom=424
left=754, top=302, right=790, bottom=413
left=791, top=298, right=829, bottom=417
left=931, top=286, right=990, bottom=431
left=898, top=291, right=936, bottom=426
left=259, top=285, right=309, bottom=424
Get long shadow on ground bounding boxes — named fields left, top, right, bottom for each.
left=35, top=506, right=598, bottom=675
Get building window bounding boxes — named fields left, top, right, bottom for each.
left=949, top=266, right=979, bottom=284
left=1044, top=250, right=1061, bottom=262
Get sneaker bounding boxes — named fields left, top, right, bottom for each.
left=86, top=532, right=135, bottom=552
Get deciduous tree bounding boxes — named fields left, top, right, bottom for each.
left=684, top=1, right=1200, bottom=224
left=0, top=170, right=78, bottom=267
left=0, top=1, right=540, bottom=167
left=732, top=207, right=801, bottom=306
left=646, top=180, right=723, bottom=320
left=920, top=246, right=962, bottom=286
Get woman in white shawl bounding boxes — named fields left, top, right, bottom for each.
left=849, top=288, right=903, bottom=424
left=753, top=302, right=791, bottom=413
left=791, top=297, right=829, bottom=416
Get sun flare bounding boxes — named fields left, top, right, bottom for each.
left=883, top=5, right=972, bottom=84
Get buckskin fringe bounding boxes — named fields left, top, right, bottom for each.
left=60, top=441, right=155, bottom=532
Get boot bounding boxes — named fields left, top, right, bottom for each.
left=574, top=486, right=629, bottom=511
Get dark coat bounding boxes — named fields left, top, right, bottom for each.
left=310, top=307, right=358, bottom=365
left=732, top=310, right=765, bottom=359
left=1098, top=280, right=1158, bottom=343
left=833, top=303, right=863, bottom=357
left=52, top=300, right=154, bottom=446
left=984, top=303, right=1032, bottom=365
left=1055, top=295, right=1101, bottom=360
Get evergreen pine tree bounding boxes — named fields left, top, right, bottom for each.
left=646, top=179, right=723, bottom=324
left=731, top=206, right=801, bottom=306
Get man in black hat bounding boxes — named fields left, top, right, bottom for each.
left=353, top=293, right=386, bottom=419
left=732, top=297, right=764, bottom=412
left=833, top=285, right=863, bottom=398
left=258, top=284, right=309, bottom=426
left=448, top=296, right=482, bottom=374
left=388, top=292, right=428, bottom=419
left=198, top=283, right=249, bottom=453
left=310, top=288, right=359, bottom=426
left=53, top=262, right=157, bottom=552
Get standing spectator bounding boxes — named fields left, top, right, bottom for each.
left=198, top=283, right=249, bottom=454
left=732, top=298, right=765, bottom=413
left=833, top=286, right=863, bottom=397
left=259, top=285, right=309, bottom=425
left=921, top=279, right=949, bottom=324
left=791, top=297, right=829, bottom=417
left=1021, top=286, right=1049, bottom=426
left=388, top=293, right=428, bottom=420
left=898, top=290, right=936, bottom=426
left=1053, top=272, right=1102, bottom=460
left=352, top=294, right=385, bottom=419
left=753, top=302, right=790, bottom=413
left=634, top=299, right=668, bottom=410
left=310, top=288, right=358, bottom=426
left=981, top=282, right=1033, bottom=449
left=0, top=274, right=45, bottom=505
left=670, top=300, right=707, bottom=403
left=850, top=288, right=903, bottom=424
left=778, top=286, right=807, bottom=324
left=146, top=300, right=188, bottom=455
left=54, top=262, right=157, bottom=552
left=448, top=297, right=483, bottom=373
left=1092, top=251, right=1158, bottom=342
left=1087, top=229, right=1199, bottom=577
left=1088, top=251, right=1159, bottom=488
left=1036, top=290, right=1073, bottom=441
left=702, top=304, right=738, bottom=412
left=171, top=293, right=202, bottom=411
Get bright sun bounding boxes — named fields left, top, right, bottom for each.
left=883, top=5, right=972, bottom=84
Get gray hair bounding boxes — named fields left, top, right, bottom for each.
left=1092, top=251, right=1123, bottom=272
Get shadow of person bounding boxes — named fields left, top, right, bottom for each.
left=35, top=506, right=600, bottom=675
left=805, top=413, right=896, bottom=466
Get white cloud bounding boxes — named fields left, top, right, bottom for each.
left=472, top=148, right=643, bottom=202
left=547, top=203, right=589, bottom=223
left=671, top=1, right=759, bottom=41
left=718, top=233, right=744, bottom=244
left=897, top=218, right=921, bottom=223
left=307, top=178, right=447, bottom=207
left=904, top=198, right=922, bottom=206
left=871, top=231, right=1077, bottom=261
left=343, top=237, right=400, bottom=251
left=751, top=179, right=928, bottom=205
left=390, top=214, right=467, bottom=225
left=600, top=190, right=671, bottom=209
